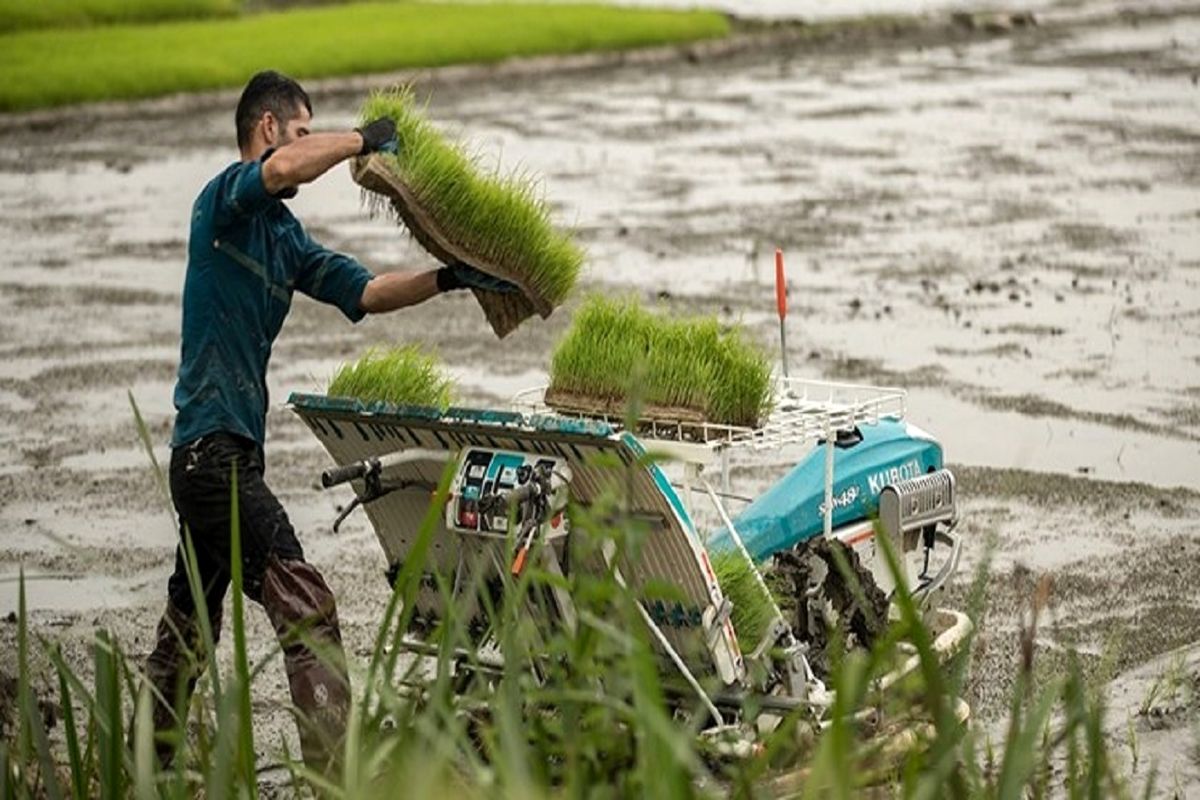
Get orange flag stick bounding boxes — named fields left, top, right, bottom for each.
left=775, top=248, right=789, bottom=377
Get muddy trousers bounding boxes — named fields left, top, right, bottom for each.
left=144, top=433, right=350, bottom=773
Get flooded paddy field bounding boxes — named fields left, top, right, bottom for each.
left=1, top=0, right=1198, bottom=786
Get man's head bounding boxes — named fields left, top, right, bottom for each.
left=235, top=71, right=312, bottom=158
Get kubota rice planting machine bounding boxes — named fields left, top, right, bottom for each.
left=289, top=375, right=969, bottom=749
left=290, top=254, right=969, bottom=755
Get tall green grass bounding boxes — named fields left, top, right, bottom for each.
left=359, top=87, right=583, bottom=310
left=0, top=491, right=1138, bottom=798
left=0, top=399, right=1140, bottom=798
left=548, top=295, right=775, bottom=428
left=0, top=3, right=731, bottom=111
left=0, top=0, right=238, bottom=34
left=327, top=344, right=456, bottom=409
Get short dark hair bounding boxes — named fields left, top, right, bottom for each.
left=235, top=70, right=312, bottom=149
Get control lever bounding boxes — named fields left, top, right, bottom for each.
left=322, top=458, right=378, bottom=488
left=476, top=463, right=559, bottom=576
left=329, top=459, right=384, bottom=533
left=321, top=449, right=451, bottom=532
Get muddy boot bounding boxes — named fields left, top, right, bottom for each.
left=143, top=601, right=222, bottom=767
left=261, top=557, right=351, bottom=777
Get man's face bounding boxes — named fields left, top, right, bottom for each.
left=264, top=103, right=312, bottom=148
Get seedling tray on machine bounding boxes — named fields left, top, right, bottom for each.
left=518, top=376, right=908, bottom=539
left=522, top=377, right=906, bottom=452
left=541, top=388, right=715, bottom=442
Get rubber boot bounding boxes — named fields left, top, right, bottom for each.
left=143, top=600, right=222, bottom=767
left=261, top=557, right=351, bottom=777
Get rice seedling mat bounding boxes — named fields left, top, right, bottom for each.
left=542, top=296, right=775, bottom=435
left=538, top=388, right=730, bottom=443
left=352, top=153, right=548, bottom=338
left=515, top=376, right=909, bottom=456
left=327, top=344, right=455, bottom=409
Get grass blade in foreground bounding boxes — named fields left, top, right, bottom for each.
left=227, top=468, right=258, bottom=796
left=94, top=630, right=125, bottom=800
left=355, top=86, right=584, bottom=337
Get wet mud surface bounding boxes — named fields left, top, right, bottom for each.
left=1, top=0, right=1198, bottom=787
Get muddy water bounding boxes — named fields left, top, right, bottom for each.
left=1, top=1, right=1199, bottom=784
left=583, top=0, right=1055, bottom=21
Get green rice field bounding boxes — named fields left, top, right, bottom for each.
left=0, top=3, right=730, bottom=111
left=0, top=0, right=237, bottom=34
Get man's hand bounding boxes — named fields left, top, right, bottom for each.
left=356, top=118, right=398, bottom=156
left=436, top=262, right=521, bottom=294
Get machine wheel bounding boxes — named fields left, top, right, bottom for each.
left=770, top=538, right=890, bottom=676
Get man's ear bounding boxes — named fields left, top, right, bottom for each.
left=261, top=111, right=278, bottom=146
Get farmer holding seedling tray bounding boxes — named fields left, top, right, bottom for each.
left=145, top=70, right=513, bottom=775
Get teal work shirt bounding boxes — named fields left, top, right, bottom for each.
left=171, top=155, right=373, bottom=448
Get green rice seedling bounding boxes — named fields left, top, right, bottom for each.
left=358, top=87, right=583, bottom=319
left=549, top=295, right=647, bottom=402
left=327, top=344, right=456, bottom=409
left=644, top=317, right=718, bottom=412
left=710, top=550, right=778, bottom=651
left=548, top=295, right=774, bottom=428
left=707, top=328, right=774, bottom=428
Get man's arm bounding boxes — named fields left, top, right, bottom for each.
left=359, top=270, right=441, bottom=314
left=261, top=132, right=362, bottom=195
left=261, top=118, right=395, bottom=195
left=358, top=264, right=522, bottom=314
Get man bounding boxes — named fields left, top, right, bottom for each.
left=144, top=70, right=502, bottom=772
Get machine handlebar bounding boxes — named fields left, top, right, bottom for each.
left=321, top=459, right=375, bottom=488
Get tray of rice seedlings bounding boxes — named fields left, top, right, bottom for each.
left=545, top=296, right=774, bottom=432
left=327, top=344, right=455, bottom=410
left=353, top=87, right=583, bottom=339
left=709, top=550, right=780, bottom=652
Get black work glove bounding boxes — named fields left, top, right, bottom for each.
left=436, top=262, right=520, bottom=294
left=356, top=117, right=398, bottom=156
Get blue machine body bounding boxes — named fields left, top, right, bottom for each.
left=708, top=419, right=942, bottom=562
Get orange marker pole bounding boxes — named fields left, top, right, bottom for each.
left=775, top=248, right=789, bottom=377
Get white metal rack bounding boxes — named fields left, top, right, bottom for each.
left=512, top=376, right=907, bottom=539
